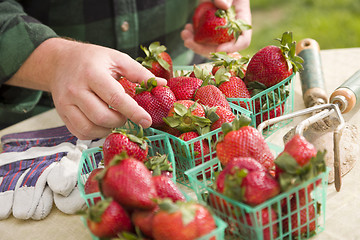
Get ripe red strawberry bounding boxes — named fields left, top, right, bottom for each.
left=86, top=198, right=133, bottom=238
left=84, top=168, right=103, bottom=205
left=99, top=153, right=158, bottom=210
left=102, top=129, right=148, bottom=167
left=213, top=67, right=251, bottom=109
left=167, top=76, right=203, bottom=100
left=242, top=208, right=278, bottom=240
left=152, top=200, right=217, bottom=240
left=163, top=100, right=212, bottom=133
left=131, top=206, right=159, bottom=238
left=194, top=84, right=231, bottom=111
left=206, top=106, right=235, bottom=131
left=275, top=134, right=326, bottom=192
left=215, top=157, right=280, bottom=206
left=118, top=76, right=138, bottom=98
left=255, top=103, right=285, bottom=126
left=152, top=175, right=185, bottom=202
left=193, top=2, right=251, bottom=45
left=215, top=116, right=275, bottom=170
left=134, top=78, right=176, bottom=128
left=178, top=131, right=211, bottom=166
left=244, top=31, right=303, bottom=88
left=282, top=191, right=317, bottom=237
left=137, top=42, right=173, bottom=80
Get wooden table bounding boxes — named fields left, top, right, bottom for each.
left=1, top=48, right=360, bottom=240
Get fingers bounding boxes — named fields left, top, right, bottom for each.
left=181, top=24, right=217, bottom=58
left=112, top=52, right=167, bottom=86
left=213, top=0, right=233, bottom=9
left=88, top=71, right=153, bottom=130
left=57, top=105, right=113, bottom=140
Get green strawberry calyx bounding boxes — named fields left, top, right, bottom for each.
left=163, top=102, right=212, bottom=133
left=215, top=6, right=252, bottom=41
left=136, top=41, right=170, bottom=71
left=144, top=153, right=173, bottom=176
left=157, top=199, right=198, bottom=226
left=135, top=78, right=158, bottom=95
left=86, top=198, right=112, bottom=222
left=220, top=115, right=251, bottom=137
left=275, top=150, right=327, bottom=192
left=111, top=127, right=148, bottom=151
left=223, top=167, right=248, bottom=202
left=211, top=52, right=249, bottom=79
left=275, top=31, right=304, bottom=73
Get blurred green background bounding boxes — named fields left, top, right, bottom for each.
left=242, top=0, right=360, bottom=56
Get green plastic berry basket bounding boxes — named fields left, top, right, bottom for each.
left=127, top=103, right=250, bottom=187
left=77, top=138, right=228, bottom=240
left=77, top=133, right=177, bottom=208
left=226, top=73, right=295, bottom=138
left=185, top=156, right=329, bottom=240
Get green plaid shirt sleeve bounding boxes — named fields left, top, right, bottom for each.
left=0, top=0, right=58, bottom=84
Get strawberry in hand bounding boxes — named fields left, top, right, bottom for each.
left=193, top=2, right=251, bottom=45
left=137, top=42, right=173, bottom=80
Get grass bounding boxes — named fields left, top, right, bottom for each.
left=241, top=0, right=360, bottom=56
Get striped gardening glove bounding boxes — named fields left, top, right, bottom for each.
left=0, top=126, right=102, bottom=220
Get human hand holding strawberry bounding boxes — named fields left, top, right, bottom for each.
left=181, top=0, right=252, bottom=57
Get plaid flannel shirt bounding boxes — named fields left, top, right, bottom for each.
left=0, top=0, right=197, bottom=128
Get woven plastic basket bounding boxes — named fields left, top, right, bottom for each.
left=185, top=157, right=329, bottom=240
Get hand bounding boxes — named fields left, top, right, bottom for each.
left=7, top=38, right=167, bottom=140
left=181, top=0, right=252, bottom=58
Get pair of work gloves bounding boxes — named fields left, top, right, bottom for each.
left=0, top=126, right=104, bottom=220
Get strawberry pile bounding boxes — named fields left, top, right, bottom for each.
left=206, top=128, right=327, bottom=239
left=81, top=129, right=220, bottom=239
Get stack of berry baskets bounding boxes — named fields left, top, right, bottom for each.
left=227, top=72, right=295, bottom=138
left=184, top=148, right=329, bottom=240
left=77, top=133, right=228, bottom=240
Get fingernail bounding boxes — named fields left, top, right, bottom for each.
left=138, top=119, right=151, bottom=128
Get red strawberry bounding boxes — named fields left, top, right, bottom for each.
left=86, top=198, right=133, bottom=238
left=134, top=78, right=177, bottom=128
left=167, top=76, right=203, bottom=100
left=274, top=134, right=326, bottom=192
left=255, top=103, right=285, bottom=126
left=118, top=76, right=138, bottom=98
left=214, top=67, right=251, bottom=109
left=215, top=116, right=275, bottom=170
left=215, top=157, right=280, bottom=206
left=206, top=106, right=235, bottom=131
left=193, top=2, right=251, bottom=45
left=137, top=42, right=173, bottom=80
left=178, top=131, right=211, bottom=166
left=152, top=200, right=217, bottom=240
left=84, top=168, right=103, bottom=205
left=102, top=129, right=148, bottom=167
left=244, top=31, right=303, bottom=88
left=163, top=100, right=212, bottom=133
left=242, top=208, right=278, bottom=240
left=194, top=84, right=231, bottom=111
left=282, top=191, right=317, bottom=237
left=99, top=153, right=158, bottom=210
left=152, top=175, right=185, bottom=202
left=132, top=206, right=159, bottom=238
